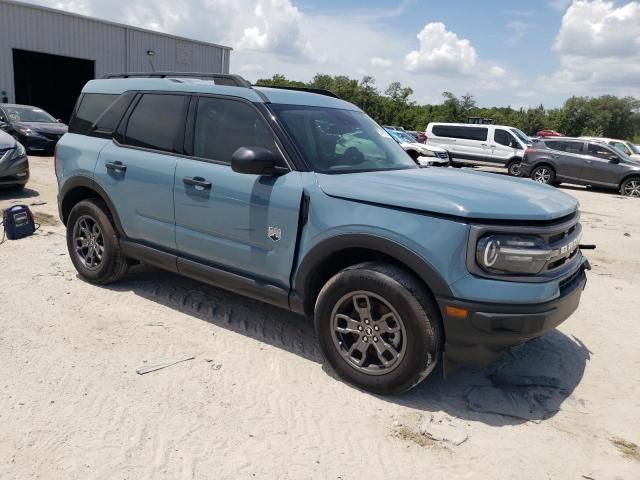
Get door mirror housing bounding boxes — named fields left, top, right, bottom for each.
left=231, top=147, right=283, bottom=176
left=609, top=155, right=621, bottom=164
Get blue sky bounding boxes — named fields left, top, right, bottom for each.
left=27, top=0, right=640, bottom=107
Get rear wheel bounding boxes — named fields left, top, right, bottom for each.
left=66, top=199, right=128, bottom=284
left=620, top=177, right=640, bottom=197
left=507, top=160, right=522, bottom=177
left=531, top=165, right=555, bottom=185
left=315, top=262, right=442, bottom=395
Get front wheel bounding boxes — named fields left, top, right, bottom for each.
left=620, top=178, right=640, bottom=197
left=508, top=160, right=522, bottom=177
left=531, top=165, right=555, bottom=185
left=315, top=262, right=442, bottom=395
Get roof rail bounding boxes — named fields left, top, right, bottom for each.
left=103, top=72, right=252, bottom=87
left=255, top=85, right=341, bottom=99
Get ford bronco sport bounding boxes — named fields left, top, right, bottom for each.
left=56, top=73, right=590, bottom=395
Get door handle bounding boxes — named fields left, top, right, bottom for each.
left=105, top=161, right=127, bottom=172
left=481, top=143, right=488, bottom=147
left=551, top=155, right=560, bottom=159
left=183, top=176, right=212, bottom=190
left=585, top=160, right=593, bottom=164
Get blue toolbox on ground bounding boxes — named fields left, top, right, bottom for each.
left=2, top=205, right=36, bottom=240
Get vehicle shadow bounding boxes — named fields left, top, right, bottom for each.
left=0, top=186, right=40, bottom=200
left=104, top=264, right=590, bottom=427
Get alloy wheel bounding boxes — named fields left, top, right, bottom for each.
left=330, top=291, right=407, bottom=375
left=533, top=167, right=552, bottom=184
left=509, top=162, right=522, bottom=177
left=623, top=180, right=640, bottom=197
left=73, top=215, right=105, bottom=270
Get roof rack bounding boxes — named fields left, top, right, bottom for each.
left=103, top=72, right=252, bottom=87
left=255, top=85, right=341, bottom=99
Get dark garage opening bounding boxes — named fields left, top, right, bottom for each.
left=13, top=49, right=95, bottom=123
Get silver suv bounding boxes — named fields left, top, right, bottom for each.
left=522, top=138, right=640, bottom=197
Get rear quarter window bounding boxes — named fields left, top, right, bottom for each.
left=432, top=125, right=487, bottom=141
left=68, top=93, right=118, bottom=135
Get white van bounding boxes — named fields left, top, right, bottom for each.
left=426, top=123, right=532, bottom=176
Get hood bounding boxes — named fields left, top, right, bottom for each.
left=13, top=121, right=68, bottom=134
left=0, top=129, right=16, bottom=149
left=316, top=168, right=578, bottom=221
left=401, top=141, right=446, bottom=153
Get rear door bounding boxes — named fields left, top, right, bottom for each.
left=94, top=92, right=189, bottom=250
left=173, top=96, right=303, bottom=288
left=543, top=140, right=586, bottom=181
left=454, top=126, right=490, bottom=163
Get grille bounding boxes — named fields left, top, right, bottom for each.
left=434, top=151, right=449, bottom=159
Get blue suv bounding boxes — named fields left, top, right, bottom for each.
left=56, top=73, right=589, bottom=394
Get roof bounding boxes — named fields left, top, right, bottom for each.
left=428, top=122, right=521, bottom=129
left=82, top=78, right=361, bottom=111
left=1, top=0, right=232, bottom=51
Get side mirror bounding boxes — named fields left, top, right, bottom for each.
left=56, top=119, right=63, bottom=123
left=609, top=156, right=620, bottom=164
left=231, top=147, right=282, bottom=176
left=0, top=121, right=8, bottom=129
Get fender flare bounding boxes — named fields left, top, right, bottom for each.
left=59, top=175, right=126, bottom=236
left=291, top=233, right=453, bottom=314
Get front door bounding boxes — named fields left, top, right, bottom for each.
left=580, top=143, right=626, bottom=187
left=491, top=128, right=520, bottom=166
left=174, top=96, right=303, bottom=288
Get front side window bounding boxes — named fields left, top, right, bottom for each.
left=124, top=94, right=188, bottom=153
left=494, top=129, right=518, bottom=148
left=69, top=93, right=117, bottom=135
left=587, top=143, right=620, bottom=160
left=610, top=141, right=631, bottom=156
left=271, top=104, right=417, bottom=174
left=193, top=97, right=277, bottom=163
left=510, top=127, right=531, bottom=144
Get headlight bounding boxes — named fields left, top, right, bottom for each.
left=17, top=127, right=33, bottom=136
left=14, top=142, right=26, bottom=158
left=476, top=234, right=551, bottom=275
left=419, top=149, right=435, bottom=157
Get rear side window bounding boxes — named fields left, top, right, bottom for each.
left=124, top=94, right=189, bottom=153
left=193, top=97, right=277, bottom=163
left=432, top=125, right=487, bottom=141
left=91, top=92, right=136, bottom=139
left=69, top=93, right=117, bottom=135
left=545, top=141, right=583, bottom=154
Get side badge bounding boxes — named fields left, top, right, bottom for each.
left=268, top=226, right=282, bottom=242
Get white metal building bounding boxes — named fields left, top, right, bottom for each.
left=0, top=0, right=232, bottom=121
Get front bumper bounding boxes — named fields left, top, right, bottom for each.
left=520, top=161, right=533, bottom=177
left=436, top=260, right=588, bottom=374
left=18, top=133, right=62, bottom=153
left=0, top=155, right=29, bottom=187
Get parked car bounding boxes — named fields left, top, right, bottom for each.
left=0, top=104, right=68, bottom=153
left=537, top=129, right=562, bottom=138
left=56, top=74, right=589, bottom=395
left=384, top=128, right=449, bottom=166
left=406, top=130, right=427, bottom=143
left=579, top=137, right=640, bottom=161
left=426, top=122, right=532, bottom=176
left=522, top=137, right=640, bottom=196
left=0, top=130, right=29, bottom=190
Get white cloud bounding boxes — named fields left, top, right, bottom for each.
left=237, top=0, right=312, bottom=58
left=542, top=0, right=640, bottom=95
left=507, top=21, right=528, bottom=45
left=549, top=0, right=572, bottom=12
left=370, top=57, right=392, bottom=68
left=404, top=23, right=477, bottom=75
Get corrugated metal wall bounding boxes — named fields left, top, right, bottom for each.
left=0, top=0, right=231, bottom=103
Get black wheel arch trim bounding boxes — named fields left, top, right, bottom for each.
left=290, top=233, right=453, bottom=315
left=59, top=175, right=126, bottom=236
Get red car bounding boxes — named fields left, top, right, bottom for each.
left=536, top=129, right=562, bottom=137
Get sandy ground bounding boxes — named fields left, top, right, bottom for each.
left=1, top=156, right=639, bottom=480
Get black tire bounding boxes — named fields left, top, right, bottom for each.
left=531, top=165, right=555, bottom=185
left=315, top=262, right=442, bottom=395
left=620, top=177, right=640, bottom=197
left=66, top=199, right=128, bottom=284
left=507, top=160, right=522, bottom=177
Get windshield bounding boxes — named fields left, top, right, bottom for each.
left=387, top=129, right=416, bottom=144
left=510, top=127, right=531, bottom=144
left=4, top=106, right=56, bottom=123
left=270, top=104, right=418, bottom=174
